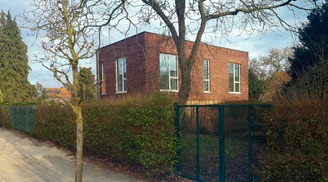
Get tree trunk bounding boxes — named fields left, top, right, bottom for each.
left=178, top=62, right=192, bottom=105
left=74, top=106, right=83, bottom=182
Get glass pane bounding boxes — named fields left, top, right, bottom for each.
left=170, top=79, right=178, bottom=90
left=235, top=64, right=239, bottom=82
left=204, top=60, right=209, bottom=80
left=101, top=63, right=105, bottom=81
left=160, top=54, right=169, bottom=89
left=123, top=79, right=126, bottom=91
left=117, top=59, right=123, bottom=92
left=204, top=81, right=209, bottom=92
left=123, top=58, right=127, bottom=79
left=235, top=83, right=240, bottom=92
left=170, top=55, right=177, bottom=77
left=118, top=74, right=122, bottom=92
left=229, top=63, right=234, bottom=92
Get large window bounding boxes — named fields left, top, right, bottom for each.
left=203, top=59, right=210, bottom=92
left=116, top=57, right=126, bottom=93
left=101, top=62, right=105, bottom=81
left=101, top=62, right=106, bottom=95
left=160, top=53, right=178, bottom=91
left=229, top=63, right=240, bottom=93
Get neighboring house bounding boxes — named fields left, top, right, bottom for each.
left=96, top=32, right=249, bottom=104
left=45, top=88, right=71, bottom=101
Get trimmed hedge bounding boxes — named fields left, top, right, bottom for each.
left=30, top=93, right=177, bottom=175
left=0, top=105, right=11, bottom=128
left=256, top=101, right=328, bottom=181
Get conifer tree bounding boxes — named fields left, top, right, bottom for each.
left=78, top=67, right=96, bottom=101
left=0, top=10, right=36, bottom=102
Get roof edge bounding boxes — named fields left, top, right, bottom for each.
left=98, top=31, right=248, bottom=54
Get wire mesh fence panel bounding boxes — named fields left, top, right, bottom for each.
left=251, top=106, right=272, bottom=181
left=176, top=104, right=272, bottom=182
left=178, top=106, right=222, bottom=181
left=178, top=106, right=198, bottom=179
left=224, top=106, right=249, bottom=181
left=198, top=107, right=220, bottom=182
left=9, top=106, right=35, bottom=132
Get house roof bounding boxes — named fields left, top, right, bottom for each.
left=45, top=88, right=72, bottom=99
left=98, top=31, right=248, bottom=53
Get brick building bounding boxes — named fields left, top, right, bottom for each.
left=96, top=32, right=249, bottom=103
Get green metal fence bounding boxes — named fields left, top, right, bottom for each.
left=9, top=106, right=35, bottom=132
left=175, top=104, right=272, bottom=182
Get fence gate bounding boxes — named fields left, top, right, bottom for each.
left=9, top=106, right=35, bottom=132
left=175, top=104, right=272, bottom=182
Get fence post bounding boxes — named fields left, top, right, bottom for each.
left=248, top=106, right=253, bottom=182
left=174, top=103, right=181, bottom=172
left=196, top=106, right=200, bottom=181
left=219, top=106, right=225, bottom=182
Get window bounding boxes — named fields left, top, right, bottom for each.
left=101, top=62, right=105, bottom=81
left=160, top=53, right=178, bottom=91
left=116, top=57, right=126, bottom=93
left=229, top=63, right=240, bottom=93
left=203, top=59, right=210, bottom=92
left=101, top=62, right=106, bottom=95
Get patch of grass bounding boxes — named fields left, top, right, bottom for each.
left=225, top=139, right=248, bottom=158
left=180, top=134, right=248, bottom=159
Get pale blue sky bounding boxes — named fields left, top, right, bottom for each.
left=0, top=0, right=317, bottom=88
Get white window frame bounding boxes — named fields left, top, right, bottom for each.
left=116, top=57, right=127, bottom=93
left=101, top=62, right=105, bottom=82
left=159, top=53, right=179, bottom=92
left=203, top=59, right=210, bottom=93
left=101, top=62, right=107, bottom=95
left=229, top=63, right=241, bottom=94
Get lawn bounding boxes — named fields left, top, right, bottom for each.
left=178, top=134, right=249, bottom=181
left=180, top=134, right=248, bottom=159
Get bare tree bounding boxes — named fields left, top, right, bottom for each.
left=250, top=47, right=293, bottom=80
left=249, top=47, right=293, bottom=101
left=126, top=0, right=315, bottom=105
left=25, top=0, right=123, bottom=181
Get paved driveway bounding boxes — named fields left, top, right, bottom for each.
left=0, top=128, right=139, bottom=182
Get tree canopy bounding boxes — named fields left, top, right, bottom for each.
left=288, top=3, right=328, bottom=81
left=0, top=10, right=36, bottom=103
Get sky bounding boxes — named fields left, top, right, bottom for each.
left=0, top=0, right=316, bottom=88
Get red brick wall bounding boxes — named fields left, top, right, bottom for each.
left=143, top=32, right=249, bottom=102
left=98, top=33, right=147, bottom=98
left=98, top=32, right=249, bottom=102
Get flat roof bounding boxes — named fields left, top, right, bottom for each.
left=98, top=31, right=248, bottom=53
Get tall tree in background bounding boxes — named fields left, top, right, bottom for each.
left=249, top=48, right=293, bottom=101
left=35, top=82, right=47, bottom=100
left=133, top=0, right=314, bottom=105
left=78, top=67, right=96, bottom=101
left=288, top=3, right=328, bottom=81
left=26, top=0, right=123, bottom=181
left=0, top=10, right=36, bottom=102
left=249, top=69, right=264, bottom=101
left=284, top=3, right=328, bottom=99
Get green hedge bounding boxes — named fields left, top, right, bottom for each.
left=30, top=93, right=177, bottom=175
left=256, top=102, right=328, bottom=181
left=0, top=105, right=11, bottom=128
